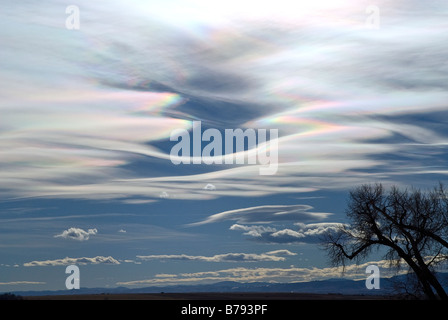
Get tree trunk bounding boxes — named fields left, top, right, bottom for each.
left=421, top=267, right=448, bottom=300
left=391, top=244, right=439, bottom=300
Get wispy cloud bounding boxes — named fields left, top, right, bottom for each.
left=0, top=281, right=46, bottom=286
left=1, top=0, right=448, bottom=203
left=137, top=249, right=296, bottom=263
left=23, top=256, right=120, bottom=267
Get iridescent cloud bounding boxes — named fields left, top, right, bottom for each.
left=1, top=0, right=447, bottom=201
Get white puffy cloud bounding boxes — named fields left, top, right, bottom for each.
left=137, top=250, right=297, bottom=263
left=159, top=191, right=170, bottom=199
left=296, top=223, right=345, bottom=237
left=23, top=256, right=120, bottom=267
left=54, top=228, right=98, bottom=241
left=271, top=229, right=305, bottom=240
left=203, top=184, right=216, bottom=191
left=229, top=224, right=277, bottom=237
left=230, top=222, right=346, bottom=244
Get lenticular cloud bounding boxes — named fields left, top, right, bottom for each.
left=189, top=204, right=332, bottom=226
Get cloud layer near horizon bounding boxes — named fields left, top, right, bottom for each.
left=117, top=259, right=407, bottom=287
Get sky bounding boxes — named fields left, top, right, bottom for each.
left=1, top=0, right=448, bottom=292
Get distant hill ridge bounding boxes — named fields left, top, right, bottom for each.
left=7, top=273, right=448, bottom=297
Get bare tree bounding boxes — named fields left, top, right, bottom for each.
left=324, top=183, right=448, bottom=300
